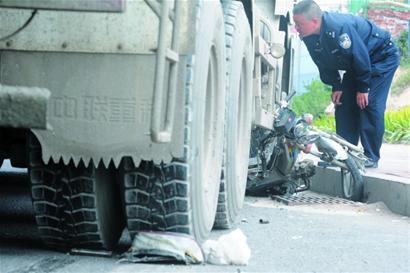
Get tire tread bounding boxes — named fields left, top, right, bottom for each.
left=123, top=160, right=192, bottom=238
left=214, top=0, right=248, bottom=229
left=28, top=135, right=115, bottom=250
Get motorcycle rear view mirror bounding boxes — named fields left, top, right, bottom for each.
left=269, top=43, right=286, bottom=59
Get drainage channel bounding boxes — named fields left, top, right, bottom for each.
left=271, top=191, right=355, bottom=206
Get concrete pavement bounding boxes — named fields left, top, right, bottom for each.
left=370, top=143, right=410, bottom=179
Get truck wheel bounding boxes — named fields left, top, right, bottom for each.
left=214, top=0, right=253, bottom=229
left=28, top=135, right=124, bottom=250
left=122, top=1, right=226, bottom=242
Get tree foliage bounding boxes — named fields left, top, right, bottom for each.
left=291, top=79, right=331, bottom=118
left=396, top=29, right=410, bottom=66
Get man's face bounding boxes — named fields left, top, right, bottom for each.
left=293, top=14, right=319, bottom=38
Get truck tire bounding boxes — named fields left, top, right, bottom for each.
left=28, top=135, right=124, bottom=250
left=122, top=1, right=226, bottom=242
left=214, top=0, right=253, bottom=229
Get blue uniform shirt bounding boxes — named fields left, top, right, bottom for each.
left=303, top=12, right=392, bottom=93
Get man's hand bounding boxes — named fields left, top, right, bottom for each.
left=356, top=92, right=368, bottom=109
left=331, top=91, right=343, bottom=105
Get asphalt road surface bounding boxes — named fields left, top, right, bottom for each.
left=0, top=168, right=409, bottom=273
left=0, top=198, right=410, bottom=273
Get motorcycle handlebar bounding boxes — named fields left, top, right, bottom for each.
left=285, top=90, right=297, bottom=103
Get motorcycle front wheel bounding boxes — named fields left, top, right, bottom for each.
left=341, top=155, right=364, bottom=201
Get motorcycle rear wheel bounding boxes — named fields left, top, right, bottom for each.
left=341, top=155, right=364, bottom=201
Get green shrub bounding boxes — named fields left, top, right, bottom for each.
left=384, top=105, right=410, bottom=144
left=292, top=79, right=336, bottom=132
left=292, top=79, right=331, bottom=118
left=313, top=115, right=336, bottom=133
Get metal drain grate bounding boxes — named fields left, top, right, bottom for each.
left=271, top=193, right=355, bottom=206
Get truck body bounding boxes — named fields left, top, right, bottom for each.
left=0, top=0, right=294, bottom=250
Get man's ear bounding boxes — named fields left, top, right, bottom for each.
left=311, top=17, right=321, bottom=31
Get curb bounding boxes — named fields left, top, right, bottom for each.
left=310, top=166, right=410, bottom=217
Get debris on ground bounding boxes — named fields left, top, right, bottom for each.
left=202, top=229, right=251, bottom=266
left=259, top=219, right=269, bottom=224
left=70, top=248, right=113, bottom=257
left=119, top=231, right=203, bottom=264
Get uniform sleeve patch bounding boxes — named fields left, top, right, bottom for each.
left=339, top=33, right=351, bottom=49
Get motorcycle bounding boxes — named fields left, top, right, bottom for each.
left=247, top=92, right=367, bottom=201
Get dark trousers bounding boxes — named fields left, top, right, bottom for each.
left=335, top=47, right=400, bottom=162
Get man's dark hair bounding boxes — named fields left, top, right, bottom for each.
left=293, top=0, right=322, bottom=20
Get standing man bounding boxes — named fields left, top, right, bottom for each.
left=293, top=0, right=400, bottom=168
